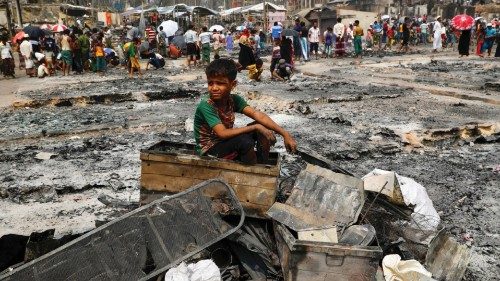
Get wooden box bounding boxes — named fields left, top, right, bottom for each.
left=140, top=141, right=281, bottom=218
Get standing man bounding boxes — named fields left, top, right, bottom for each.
left=157, top=26, right=168, bottom=57
left=334, top=18, right=345, bottom=57
left=271, top=22, right=282, bottom=41
left=145, top=24, right=157, bottom=49
left=420, top=20, right=428, bottom=45
left=353, top=20, right=364, bottom=58
left=78, top=31, right=91, bottom=72
left=184, top=25, right=199, bottom=68
left=433, top=16, right=442, bottom=53
left=198, top=26, right=212, bottom=65
left=20, top=35, right=34, bottom=76
left=308, top=21, right=320, bottom=60
left=299, top=22, right=309, bottom=61
left=59, top=29, right=72, bottom=76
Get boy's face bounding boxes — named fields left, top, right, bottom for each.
left=207, top=75, right=237, bottom=102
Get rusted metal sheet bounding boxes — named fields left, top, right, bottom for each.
left=268, top=164, right=364, bottom=231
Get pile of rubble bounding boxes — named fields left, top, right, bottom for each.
left=0, top=143, right=471, bottom=281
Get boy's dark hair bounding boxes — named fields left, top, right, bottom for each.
left=256, top=58, right=263, bottom=66
left=300, top=21, right=305, bottom=27
left=214, top=54, right=220, bottom=60
left=354, top=20, right=359, bottom=25
left=337, top=18, right=342, bottom=23
left=202, top=26, right=208, bottom=32
left=274, top=22, right=278, bottom=26
left=188, top=24, right=194, bottom=30
left=205, top=58, right=238, bottom=81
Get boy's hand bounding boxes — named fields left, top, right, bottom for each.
left=254, top=124, right=276, bottom=144
left=283, top=133, right=297, bottom=153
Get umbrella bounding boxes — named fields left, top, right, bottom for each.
left=40, top=24, right=52, bottom=30
left=23, top=25, right=43, bottom=39
left=381, top=15, right=390, bottom=20
left=209, top=25, right=225, bottom=32
left=52, top=24, right=67, bottom=32
left=157, top=20, right=178, bottom=37
left=451, top=14, right=474, bottom=31
left=12, top=31, right=26, bottom=43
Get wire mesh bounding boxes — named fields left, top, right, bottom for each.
left=1, top=179, right=244, bottom=281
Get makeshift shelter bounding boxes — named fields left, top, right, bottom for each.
left=220, top=2, right=286, bottom=31
left=59, top=4, right=95, bottom=18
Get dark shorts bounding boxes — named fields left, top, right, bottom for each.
left=206, top=131, right=271, bottom=164
left=207, top=133, right=255, bottom=160
left=310, top=42, right=319, bottom=52
left=186, top=43, right=197, bottom=56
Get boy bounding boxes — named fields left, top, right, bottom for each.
left=194, top=59, right=297, bottom=164
left=272, top=59, right=293, bottom=81
left=246, top=58, right=263, bottom=81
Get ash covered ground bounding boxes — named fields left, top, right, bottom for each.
left=0, top=52, right=498, bottom=280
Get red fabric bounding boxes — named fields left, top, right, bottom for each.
left=476, top=41, right=484, bottom=55
left=145, top=27, right=156, bottom=42
left=105, top=12, right=112, bottom=26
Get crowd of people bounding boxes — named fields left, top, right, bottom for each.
left=0, top=24, right=122, bottom=79
left=1, top=14, right=498, bottom=81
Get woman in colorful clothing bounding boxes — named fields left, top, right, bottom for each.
left=475, top=24, right=485, bottom=57
left=353, top=21, right=363, bottom=58
left=225, top=32, right=234, bottom=55
left=1, top=39, right=16, bottom=78
left=127, top=38, right=142, bottom=78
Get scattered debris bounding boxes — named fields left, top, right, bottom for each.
left=0, top=180, right=244, bottom=280
left=382, top=254, right=432, bottom=281
left=34, top=152, right=57, bottom=160
left=268, top=164, right=364, bottom=231
left=425, top=231, right=471, bottom=281
left=165, top=260, right=221, bottom=281
left=363, top=169, right=440, bottom=232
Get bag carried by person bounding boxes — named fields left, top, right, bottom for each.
left=25, top=58, right=34, bottom=69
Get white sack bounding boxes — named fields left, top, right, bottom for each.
left=165, top=260, right=221, bottom=281
left=363, top=169, right=440, bottom=231
left=382, top=254, right=434, bottom=281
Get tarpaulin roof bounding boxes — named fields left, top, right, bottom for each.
left=220, top=2, right=285, bottom=16
left=123, top=4, right=218, bottom=17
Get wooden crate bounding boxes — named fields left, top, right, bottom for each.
left=140, top=141, right=281, bottom=218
